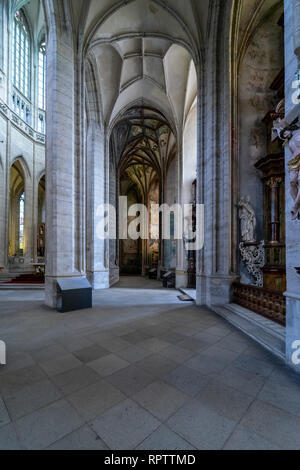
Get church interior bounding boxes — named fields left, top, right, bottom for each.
left=1, top=0, right=300, bottom=451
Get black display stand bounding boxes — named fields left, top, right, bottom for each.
left=57, top=278, right=92, bottom=313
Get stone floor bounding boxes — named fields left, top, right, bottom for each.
left=1, top=276, right=300, bottom=450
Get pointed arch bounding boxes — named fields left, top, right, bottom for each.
left=10, top=155, right=31, bottom=181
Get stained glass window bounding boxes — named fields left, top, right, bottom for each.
left=13, top=10, right=30, bottom=98
left=38, top=39, right=46, bottom=110
left=19, top=192, right=25, bottom=252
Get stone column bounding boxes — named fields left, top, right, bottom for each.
left=0, top=142, right=5, bottom=270
left=266, top=177, right=282, bottom=244
left=44, top=4, right=86, bottom=308
left=24, top=169, right=33, bottom=264
left=285, top=0, right=300, bottom=371
left=176, top=141, right=187, bottom=288
left=109, top=156, right=119, bottom=286
left=293, top=0, right=300, bottom=61
left=86, top=121, right=110, bottom=289
left=196, top=1, right=238, bottom=306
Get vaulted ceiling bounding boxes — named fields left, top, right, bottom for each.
left=87, top=38, right=197, bottom=131
left=15, top=0, right=284, bottom=138
left=111, top=107, right=176, bottom=199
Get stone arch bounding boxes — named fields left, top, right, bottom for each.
left=8, top=160, right=26, bottom=257
left=10, top=156, right=31, bottom=181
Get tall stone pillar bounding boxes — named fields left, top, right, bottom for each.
left=44, top=3, right=86, bottom=308
left=24, top=171, right=33, bottom=263
left=285, top=0, right=300, bottom=371
left=0, top=144, right=5, bottom=270
left=293, top=0, right=300, bottom=61
left=176, top=142, right=187, bottom=288
left=86, top=121, right=110, bottom=289
left=196, top=1, right=238, bottom=307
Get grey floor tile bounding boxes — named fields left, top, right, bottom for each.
left=135, top=354, right=177, bottom=378
left=196, top=378, right=254, bottom=422
left=86, top=331, right=114, bottom=345
left=38, top=353, right=82, bottom=377
left=4, top=379, right=62, bottom=420
left=199, top=345, right=241, bottom=362
left=159, top=331, right=187, bottom=345
left=214, top=366, right=266, bottom=397
left=15, top=399, right=83, bottom=450
left=91, top=399, right=160, bottom=450
left=51, top=365, right=101, bottom=395
left=133, top=381, right=189, bottom=421
left=67, top=380, right=125, bottom=421
left=241, top=399, right=300, bottom=449
left=193, top=331, right=224, bottom=346
left=136, top=425, right=195, bottom=450
left=258, top=376, right=300, bottom=417
left=137, top=338, right=170, bottom=353
left=73, top=345, right=109, bottom=363
left=30, top=344, right=68, bottom=362
left=167, top=399, right=236, bottom=450
left=204, top=325, right=233, bottom=338
left=0, top=351, right=34, bottom=375
left=116, top=344, right=152, bottom=363
left=0, top=423, right=22, bottom=450
left=56, top=334, right=94, bottom=353
left=216, top=337, right=249, bottom=354
left=232, top=354, right=275, bottom=378
left=243, top=343, right=282, bottom=364
left=0, top=365, right=47, bottom=398
left=0, top=396, right=10, bottom=428
left=107, top=365, right=154, bottom=396
left=159, top=345, right=195, bottom=364
left=139, top=325, right=171, bottom=337
left=185, top=353, right=231, bottom=375
left=268, top=365, right=300, bottom=386
left=163, top=365, right=210, bottom=397
left=178, top=337, right=214, bottom=353
left=223, top=424, right=280, bottom=450
left=48, top=425, right=108, bottom=450
left=93, top=337, right=132, bottom=353
left=88, top=354, right=129, bottom=378
left=1, top=280, right=299, bottom=451
left=121, top=331, right=153, bottom=345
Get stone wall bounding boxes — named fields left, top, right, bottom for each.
left=0, top=108, right=45, bottom=271
left=238, top=8, right=284, bottom=284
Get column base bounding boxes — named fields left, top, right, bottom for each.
left=196, top=274, right=238, bottom=306
left=176, top=270, right=188, bottom=289
left=87, top=270, right=110, bottom=290
left=285, top=293, right=300, bottom=371
left=110, top=266, right=119, bottom=286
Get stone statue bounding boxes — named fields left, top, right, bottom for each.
left=273, top=119, right=300, bottom=220
left=238, top=196, right=256, bottom=243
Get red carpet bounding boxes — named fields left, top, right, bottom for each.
left=4, top=273, right=45, bottom=284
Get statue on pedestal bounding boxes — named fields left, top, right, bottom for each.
left=238, top=197, right=264, bottom=287
left=273, top=119, right=300, bottom=220
left=238, top=196, right=257, bottom=243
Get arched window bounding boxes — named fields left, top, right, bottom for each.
left=19, top=192, right=25, bottom=252
left=13, top=10, right=30, bottom=99
left=38, top=39, right=46, bottom=110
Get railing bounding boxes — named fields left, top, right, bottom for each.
left=232, top=282, right=286, bottom=326
left=12, top=88, right=32, bottom=126
left=0, top=98, right=45, bottom=144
